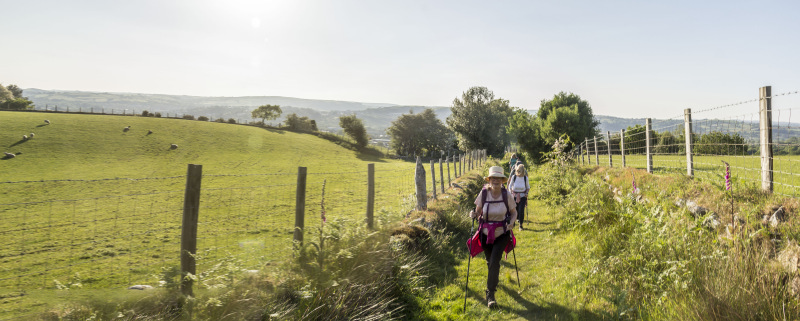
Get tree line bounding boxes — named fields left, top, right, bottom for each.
left=0, top=84, right=35, bottom=110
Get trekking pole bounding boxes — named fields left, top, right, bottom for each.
left=463, top=216, right=475, bottom=312
left=512, top=248, right=520, bottom=286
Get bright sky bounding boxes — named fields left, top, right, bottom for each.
left=3, top=0, right=800, bottom=119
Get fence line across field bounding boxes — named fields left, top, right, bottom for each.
left=578, top=86, right=800, bottom=197
left=0, top=149, right=486, bottom=319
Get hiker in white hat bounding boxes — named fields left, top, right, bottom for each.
left=468, top=165, right=518, bottom=308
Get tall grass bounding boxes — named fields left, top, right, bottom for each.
left=550, top=162, right=800, bottom=320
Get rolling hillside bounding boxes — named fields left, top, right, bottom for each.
left=1, top=111, right=396, bottom=182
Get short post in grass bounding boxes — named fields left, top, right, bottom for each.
left=366, top=164, right=375, bottom=229
left=181, top=164, right=202, bottom=297
left=722, top=161, right=733, bottom=229
left=415, top=157, right=427, bottom=210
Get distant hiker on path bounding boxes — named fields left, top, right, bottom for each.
left=509, top=164, right=530, bottom=231
left=508, top=153, right=518, bottom=173
left=469, top=166, right=517, bottom=308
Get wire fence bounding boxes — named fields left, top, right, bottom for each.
left=578, top=86, right=800, bottom=197
left=0, top=151, right=485, bottom=320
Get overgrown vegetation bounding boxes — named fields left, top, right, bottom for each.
left=538, top=147, right=800, bottom=319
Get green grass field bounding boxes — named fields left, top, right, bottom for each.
left=0, top=111, right=460, bottom=318
left=583, top=153, right=800, bottom=196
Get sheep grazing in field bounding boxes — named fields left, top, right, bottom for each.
left=3, top=152, right=15, bottom=158
left=170, top=144, right=178, bottom=150
left=123, top=126, right=131, bottom=132
left=22, top=135, right=28, bottom=140
left=44, top=119, right=50, bottom=124
left=29, top=133, right=34, bottom=138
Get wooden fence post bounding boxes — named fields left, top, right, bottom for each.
left=607, top=131, right=613, bottom=167
left=430, top=160, right=437, bottom=200
left=620, top=129, right=626, bottom=167
left=593, top=136, right=599, bottom=165
left=684, top=108, right=694, bottom=177
left=366, top=163, right=374, bottom=229
left=646, top=118, right=653, bottom=174
left=439, top=158, right=445, bottom=194
left=415, top=157, right=427, bottom=210
left=294, top=167, right=307, bottom=245
left=446, top=156, right=451, bottom=185
left=181, top=164, right=202, bottom=297
left=584, top=138, right=588, bottom=165
left=760, top=86, right=773, bottom=192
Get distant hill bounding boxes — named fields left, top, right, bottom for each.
left=24, top=88, right=705, bottom=138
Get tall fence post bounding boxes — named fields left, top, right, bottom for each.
left=760, top=86, right=773, bottom=192
left=607, top=131, right=613, bottom=167
left=593, top=136, right=599, bottom=165
left=446, top=156, right=451, bottom=186
left=684, top=108, right=694, bottom=177
left=430, top=160, right=437, bottom=200
left=439, top=158, right=445, bottom=194
left=415, top=157, right=427, bottom=210
left=366, top=163, right=375, bottom=229
left=294, top=167, right=307, bottom=245
left=646, top=118, right=653, bottom=174
left=181, top=164, right=203, bottom=297
left=620, top=129, right=626, bottom=168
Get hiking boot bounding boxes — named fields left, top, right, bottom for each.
left=486, top=290, right=497, bottom=308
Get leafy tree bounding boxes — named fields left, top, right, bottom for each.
left=228, top=118, right=237, bottom=124
left=536, top=92, right=599, bottom=148
left=446, top=86, right=513, bottom=155
left=507, top=108, right=546, bottom=162
left=623, top=125, right=648, bottom=154
left=654, top=130, right=684, bottom=154
left=695, top=131, right=747, bottom=155
left=339, top=114, right=369, bottom=147
left=198, top=116, right=209, bottom=121
left=387, top=109, right=454, bottom=156
left=0, top=85, right=14, bottom=104
left=1, top=98, right=35, bottom=110
left=0, top=84, right=33, bottom=110
left=6, top=84, right=23, bottom=99
left=251, top=104, right=282, bottom=125
left=284, top=113, right=317, bottom=132
left=510, top=92, right=598, bottom=163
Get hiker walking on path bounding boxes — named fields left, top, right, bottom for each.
left=509, top=164, right=530, bottom=231
left=469, top=166, right=518, bottom=308
left=508, top=153, right=518, bottom=173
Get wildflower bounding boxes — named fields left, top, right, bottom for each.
left=722, top=161, right=731, bottom=191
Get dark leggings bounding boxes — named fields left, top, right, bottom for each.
left=479, top=232, right=510, bottom=294
left=516, top=197, right=527, bottom=223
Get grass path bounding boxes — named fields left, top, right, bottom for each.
left=425, top=177, right=611, bottom=320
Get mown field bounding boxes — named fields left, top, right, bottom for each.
left=0, top=111, right=449, bottom=319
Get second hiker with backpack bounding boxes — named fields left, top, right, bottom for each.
left=468, top=166, right=518, bottom=308
left=508, top=163, right=530, bottom=231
